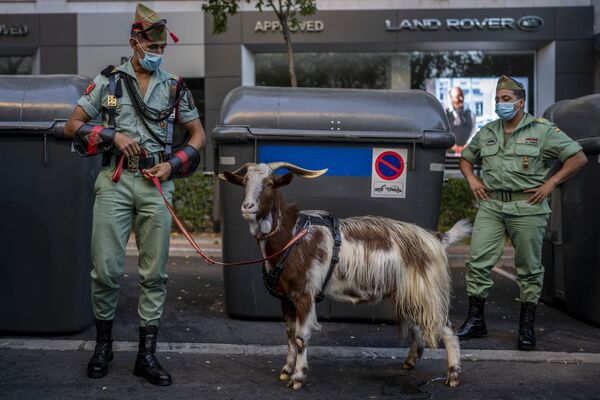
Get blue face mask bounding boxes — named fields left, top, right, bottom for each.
left=136, top=42, right=163, bottom=72
left=495, top=100, right=520, bottom=121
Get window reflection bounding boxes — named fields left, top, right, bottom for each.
left=0, top=56, right=33, bottom=74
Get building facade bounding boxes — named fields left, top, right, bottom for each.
left=0, top=0, right=598, bottom=170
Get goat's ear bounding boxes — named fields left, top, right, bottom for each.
left=220, top=171, right=244, bottom=186
left=273, top=171, right=293, bottom=188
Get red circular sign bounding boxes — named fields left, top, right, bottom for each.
left=375, top=151, right=404, bottom=181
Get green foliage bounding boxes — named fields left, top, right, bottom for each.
left=438, top=177, right=478, bottom=232
left=172, top=173, right=214, bottom=232
left=203, top=0, right=317, bottom=34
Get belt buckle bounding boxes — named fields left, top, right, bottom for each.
left=127, top=155, right=140, bottom=172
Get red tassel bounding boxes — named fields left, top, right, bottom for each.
left=169, top=31, right=180, bottom=43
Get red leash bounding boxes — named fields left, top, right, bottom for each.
left=124, top=166, right=308, bottom=266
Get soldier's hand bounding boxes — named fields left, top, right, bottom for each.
left=525, top=181, right=556, bottom=204
left=467, top=177, right=489, bottom=201
left=114, top=132, right=141, bottom=158
left=144, top=162, right=172, bottom=182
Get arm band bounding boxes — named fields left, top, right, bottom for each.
left=168, top=144, right=200, bottom=179
left=73, top=123, right=116, bottom=157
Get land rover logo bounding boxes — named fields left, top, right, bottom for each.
left=517, top=16, right=544, bottom=32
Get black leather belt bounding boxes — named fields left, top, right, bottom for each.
left=102, top=151, right=168, bottom=172
left=488, top=191, right=530, bottom=202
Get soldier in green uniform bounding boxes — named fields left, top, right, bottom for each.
left=64, top=3, right=206, bottom=385
left=456, top=75, right=587, bottom=350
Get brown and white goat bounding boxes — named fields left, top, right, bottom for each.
left=220, top=162, right=470, bottom=390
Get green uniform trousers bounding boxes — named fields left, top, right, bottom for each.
left=90, top=167, right=174, bottom=326
left=466, top=206, right=549, bottom=303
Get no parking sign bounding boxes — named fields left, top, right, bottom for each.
left=371, top=148, right=407, bottom=198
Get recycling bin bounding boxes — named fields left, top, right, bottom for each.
left=0, top=75, right=100, bottom=333
left=214, top=86, right=454, bottom=320
left=541, top=94, right=600, bottom=324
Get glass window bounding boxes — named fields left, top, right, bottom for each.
left=255, top=50, right=534, bottom=149
left=0, top=56, right=33, bottom=74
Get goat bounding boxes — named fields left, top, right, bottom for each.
left=220, top=162, right=470, bottom=390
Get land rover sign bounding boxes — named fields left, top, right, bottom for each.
left=385, top=16, right=544, bottom=32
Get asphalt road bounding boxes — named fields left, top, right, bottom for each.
left=2, top=255, right=600, bottom=399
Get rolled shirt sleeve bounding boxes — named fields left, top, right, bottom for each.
left=177, top=88, right=200, bottom=124
left=542, top=126, right=583, bottom=162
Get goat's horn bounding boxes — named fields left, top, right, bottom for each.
left=231, top=162, right=255, bottom=176
left=217, top=162, right=255, bottom=181
left=267, top=162, right=328, bottom=178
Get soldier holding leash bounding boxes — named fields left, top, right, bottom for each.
left=64, top=3, right=205, bottom=386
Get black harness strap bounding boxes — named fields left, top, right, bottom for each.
left=262, top=211, right=342, bottom=303
left=101, top=66, right=119, bottom=166
left=120, top=73, right=186, bottom=155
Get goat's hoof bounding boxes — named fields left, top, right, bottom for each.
left=402, top=361, right=416, bottom=370
left=446, top=369, right=460, bottom=388
left=279, top=372, right=290, bottom=381
left=292, top=381, right=303, bottom=390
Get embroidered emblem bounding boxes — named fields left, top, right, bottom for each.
left=86, top=132, right=102, bottom=146
left=84, top=81, right=95, bottom=95
left=525, top=137, right=539, bottom=145
left=107, top=95, right=117, bottom=107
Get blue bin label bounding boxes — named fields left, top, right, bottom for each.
left=257, top=144, right=372, bottom=176
left=371, top=148, right=407, bottom=198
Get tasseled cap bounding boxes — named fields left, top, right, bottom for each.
left=496, top=75, right=524, bottom=91
left=131, top=3, right=179, bottom=43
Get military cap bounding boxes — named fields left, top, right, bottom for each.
left=496, top=75, right=524, bottom=91
left=131, top=3, right=179, bottom=43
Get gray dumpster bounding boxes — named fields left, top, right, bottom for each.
left=541, top=94, right=600, bottom=324
left=214, top=86, right=454, bottom=320
left=0, top=75, right=100, bottom=333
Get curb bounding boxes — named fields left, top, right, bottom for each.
left=2, top=339, right=599, bottom=364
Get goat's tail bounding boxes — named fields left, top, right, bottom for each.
left=393, top=226, right=454, bottom=348
left=438, top=219, right=472, bottom=249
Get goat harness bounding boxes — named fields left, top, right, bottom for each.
left=262, top=211, right=342, bottom=303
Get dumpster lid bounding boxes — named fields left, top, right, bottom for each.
left=0, top=75, right=89, bottom=136
left=213, top=86, right=454, bottom=147
left=543, top=94, right=600, bottom=140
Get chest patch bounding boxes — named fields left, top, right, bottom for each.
left=486, top=138, right=497, bottom=146
left=525, top=137, right=539, bottom=145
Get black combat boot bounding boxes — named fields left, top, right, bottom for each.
left=456, top=296, right=488, bottom=340
left=87, top=319, right=114, bottom=378
left=518, top=302, right=537, bottom=351
left=133, top=325, right=172, bottom=386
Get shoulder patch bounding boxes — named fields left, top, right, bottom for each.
left=83, top=81, right=96, bottom=95
left=534, top=117, right=551, bottom=125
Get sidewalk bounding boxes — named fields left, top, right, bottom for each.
left=126, top=231, right=221, bottom=258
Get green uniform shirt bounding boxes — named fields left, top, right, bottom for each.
left=461, top=112, right=582, bottom=216
left=77, top=60, right=199, bottom=154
